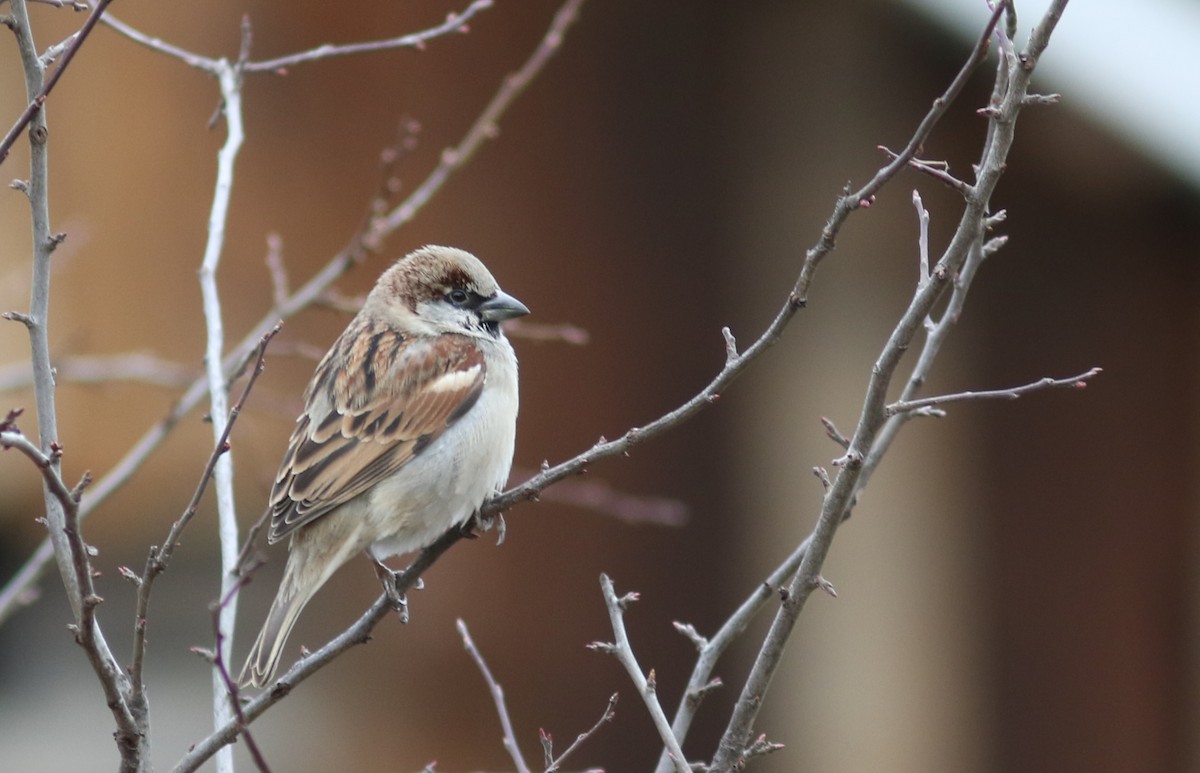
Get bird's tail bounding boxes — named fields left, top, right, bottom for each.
left=239, top=559, right=322, bottom=689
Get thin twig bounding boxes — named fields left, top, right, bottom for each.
left=887, top=368, right=1101, bottom=416
left=130, top=326, right=278, bottom=706
left=372, top=0, right=586, bottom=237
left=791, top=0, right=1009, bottom=304
left=0, top=427, right=85, bottom=509
left=542, top=693, right=617, bottom=773
left=243, top=0, right=493, bottom=73
left=653, top=536, right=811, bottom=773
left=99, top=0, right=492, bottom=76
left=99, top=13, right=217, bottom=71
left=0, top=0, right=114, bottom=165
left=592, top=575, right=689, bottom=773
left=211, top=575, right=271, bottom=773
left=909, top=156, right=972, bottom=193
left=457, top=619, right=531, bottom=773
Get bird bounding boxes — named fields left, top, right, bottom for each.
left=239, top=245, right=528, bottom=688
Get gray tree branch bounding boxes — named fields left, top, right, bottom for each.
left=709, top=2, right=1074, bottom=769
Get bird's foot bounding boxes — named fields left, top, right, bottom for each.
left=371, top=558, right=424, bottom=623
left=461, top=511, right=506, bottom=545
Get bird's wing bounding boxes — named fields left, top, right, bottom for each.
left=266, top=321, right=485, bottom=543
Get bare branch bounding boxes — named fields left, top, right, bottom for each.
left=0, top=425, right=78, bottom=506
left=481, top=320, right=765, bottom=521
left=887, top=368, right=1101, bottom=416
left=4, top=0, right=145, bottom=764
left=196, top=47, right=251, bottom=773
left=542, top=693, right=617, bottom=773
left=593, top=575, right=689, bottom=773
left=0, top=0, right=114, bottom=165
left=130, top=326, right=278, bottom=705
left=1023, top=92, right=1062, bottom=106
left=792, top=0, right=1009, bottom=303
left=372, top=0, right=587, bottom=237
left=908, top=156, right=973, bottom=193
left=882, top=149, right=972, bottom=194
left=243, top=0, right=494, bottom=73
left=210, top=575, right=271, bottom=773
left=653, top=537, right=812, bottom=773
left=101, top=0, right=492, bottom=77
left=457, top=619, right=531, bottom=773
left=819, top=416, right=850, bottom=449
left=99, top=13, right=218, bottom=71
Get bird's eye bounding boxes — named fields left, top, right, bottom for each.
left=447, top=288, right=471, bottom=306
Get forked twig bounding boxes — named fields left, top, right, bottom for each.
left=0, top=0, right=115, bottom=164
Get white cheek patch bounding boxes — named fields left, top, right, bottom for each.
left=426, top=365, right=481, bottom=393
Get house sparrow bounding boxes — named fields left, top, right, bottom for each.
left=240, top=245, right=528, bottom=688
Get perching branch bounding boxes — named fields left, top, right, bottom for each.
left=0, top=0, right=584, bottom=627
left=171, top=526, right=459, bottom=773
left=474, top=0, right=1010, bottom=526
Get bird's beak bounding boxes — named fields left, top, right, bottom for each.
left=478, top=290, right=530, bottom=322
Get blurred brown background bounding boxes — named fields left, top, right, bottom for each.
left=1, top=1, right=1197, bottom=772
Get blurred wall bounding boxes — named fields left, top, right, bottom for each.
left=0, top=2, right=1195, bottom=772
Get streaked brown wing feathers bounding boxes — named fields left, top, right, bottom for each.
left=266, top=323, right=485, bottom=543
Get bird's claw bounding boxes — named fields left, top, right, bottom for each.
left=372, top=559, right=411, bottom=623
left=462, top=511, right=506, bottom=545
